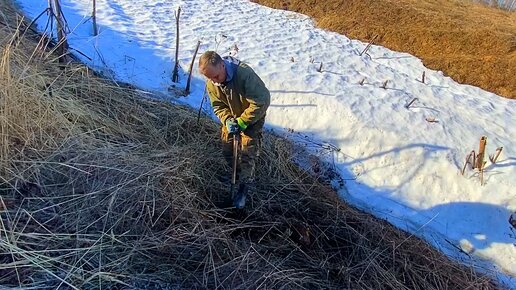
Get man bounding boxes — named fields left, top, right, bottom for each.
left=199, top=51, right=270, bottom=209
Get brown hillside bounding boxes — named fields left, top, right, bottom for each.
left=0, top=0, right=504, bottom=288
left=254, top=0, right=516, bottom=99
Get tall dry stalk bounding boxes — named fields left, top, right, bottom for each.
left=0, top=43, right=12, bottom=175
left=185, top=40, right=200, bottom=94
left=172, top=6, right=181, bottom=82
left=53, top=0, right=68, bottom=63
left=92, top=0, right=98, bottom=36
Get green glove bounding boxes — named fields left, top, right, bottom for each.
left=236, top=117, right=248, bottom=131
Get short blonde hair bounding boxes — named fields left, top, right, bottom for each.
left=199, top=51, right=223, bottom=70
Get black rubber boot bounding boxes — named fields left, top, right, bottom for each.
left=233, top=183, right=248, bottom=209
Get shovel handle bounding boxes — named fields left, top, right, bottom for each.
left=231, top=133, right=241, bottom=186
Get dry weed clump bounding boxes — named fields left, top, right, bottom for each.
left=0, top=3, right=502, bottom=290
left=255, top=0, right=516, bottom=99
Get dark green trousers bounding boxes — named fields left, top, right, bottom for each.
left=221, top=117, right=264, bottom=184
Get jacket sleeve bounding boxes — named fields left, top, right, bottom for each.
left=239, top=70, right=270, bottom=125
left=207, top=83, right=232, bottom=125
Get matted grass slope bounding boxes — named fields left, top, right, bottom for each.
left=0, top=1, right=501, bottom=289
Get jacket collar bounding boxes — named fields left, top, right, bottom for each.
left=222, top=56, right=240, bottom=85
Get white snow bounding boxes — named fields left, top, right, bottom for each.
left=16, top=0, right=515, bottom=286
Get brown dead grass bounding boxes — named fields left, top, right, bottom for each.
left=254, top=0, right=516, bottom=99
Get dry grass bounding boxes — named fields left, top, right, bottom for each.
left=0, top=0, right=504, bottom=289
left=254, top=0, right=516, bottom=99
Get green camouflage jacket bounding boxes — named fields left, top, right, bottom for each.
left=207, top=57, right=270, bottom=128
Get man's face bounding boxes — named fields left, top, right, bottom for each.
left=201, top=62, right=226, bottom=85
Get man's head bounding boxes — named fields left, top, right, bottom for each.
left=199, top=51, right=226, bottom=85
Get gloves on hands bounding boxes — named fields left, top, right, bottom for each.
left=226, top=118, right=239, bottom=134
left=226, top=117, right=248, bottom=134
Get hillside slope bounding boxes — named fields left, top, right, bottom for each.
left=0, top=0, right=505, bottom=289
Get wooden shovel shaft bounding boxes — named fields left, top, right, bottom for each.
left=231, top=133, right=241, bottom=194
left=232, top=133, right=240, bottom=184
